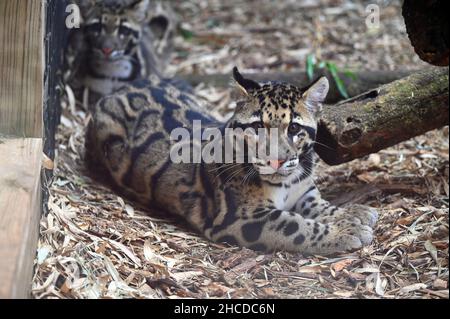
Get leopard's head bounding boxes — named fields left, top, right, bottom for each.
left=75, top=0, right=151, bottom=71
left=228, top=67, right=329, bottom=183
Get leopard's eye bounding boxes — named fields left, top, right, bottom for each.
left=119, top=25, right=132, bottom=37
left=250, top=122, right=264, bottom=134
left=86, top=22, right=102, bottom=35
left=288, top=123, right=302, bottom=136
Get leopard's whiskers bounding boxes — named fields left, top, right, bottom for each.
left=223, top=165, right=248, bottom=187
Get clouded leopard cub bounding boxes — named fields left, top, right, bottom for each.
left=86, top=68, right=378, bottom=255
left=65, top=0, right=177, bottom=106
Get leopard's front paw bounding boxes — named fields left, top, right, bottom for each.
left=328, top=220, right=374, bottom=253
left=343, top=204, right=379, bottom=228
left=317, top=204, right=379, bottom=228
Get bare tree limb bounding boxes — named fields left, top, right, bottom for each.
left=315, top=67, right=449, bottom=165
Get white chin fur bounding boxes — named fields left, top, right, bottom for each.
left=258, top=167, right=277, bottom=175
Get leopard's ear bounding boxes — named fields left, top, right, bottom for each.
left=74, top=0, right=95, bottom=18
left=232, top=67, right=261, bottom=96
left=302, top=76, right=329, bottom=115
left=128, top=0, right=151, bottom=23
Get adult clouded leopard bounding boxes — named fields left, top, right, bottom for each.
left=86, top=68, right=378, bottom=255
left=65, top=0, right=177, bottom=105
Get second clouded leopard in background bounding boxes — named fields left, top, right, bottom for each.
left=64, top=0, right=178, bottom=107
left=86, top=68, right=379, bottom=256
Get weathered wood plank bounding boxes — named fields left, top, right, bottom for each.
left=0, top=0, right=44, bottom=137
left=0, top=138, right=42, bottom=299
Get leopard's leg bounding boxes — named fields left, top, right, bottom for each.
left=294, top=186, right=379, bottom=227
left=207, top=207, right=374, bottom=255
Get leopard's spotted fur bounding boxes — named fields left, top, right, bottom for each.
left=85, top=68, right=378, bottom=255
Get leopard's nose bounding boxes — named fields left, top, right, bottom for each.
left=102, top=47, right=113, bottom=57
left=269, top=159, right=287, bottom=170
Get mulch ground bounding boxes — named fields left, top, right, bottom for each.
left=32, top=0, right=448, bottom=299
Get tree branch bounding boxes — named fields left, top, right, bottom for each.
left=315, top=67, right=449, bottom=165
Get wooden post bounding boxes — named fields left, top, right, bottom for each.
left=0, top=0, right=45, bottom=298
left=0, top=138, right=43, bottom=299
left=0, top=0, right=44, bottom=138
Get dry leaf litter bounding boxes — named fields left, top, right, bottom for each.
left=32, top=0, right=448, bottom=299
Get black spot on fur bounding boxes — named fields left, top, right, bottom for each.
left=211, top=189, right=239, bottom=236
left=284, top=222, right=299, bottom=236
left=185, top=110, right=213, bottom=124
left=102, top=134, right=126, bottom=172
left=98, top=99, right=128, bottom=131
left=149, top=159, right=172, bottom=200
left=133, top=110, right=160, bottom=141
left=249, top=243, right=268, bottom=252
left=199, top=163, right=214, bottom=199
left=303, top=186, right=317, bottom=197
left=242, top=221, right=266, bottom=243
left=218, top=236, right=239, bottom=246
left=313, top=223, right=320, bottom=235
left=253, top=209, right=269, bottom=219
left=127, top=93, right=149, bottom=111
left=294, top=234, right=305, bottom=245
left=269, top=210, right=282, bottom=221
left=131, top=132, right=165, bottom=161
left=148, top=86, right=184, bottom=132
left=200, top=197, right=212, bottom=231
left=265, top=181, right=283, bottom=188
left=330, top=207, right=339, bottom=216
left=276, top=220, right=287, bottom=231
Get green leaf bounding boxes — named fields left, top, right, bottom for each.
left=343, top=69, right=358, bottom=81
left=179, top=27, right=195, bottom=40
left=326, top=62, right=349, bottom=99
left=317, top=61, right=326, bottom=69
left=306, top=54, right=316, bottom=81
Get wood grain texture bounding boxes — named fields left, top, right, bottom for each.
left=0, top=0, right=44, bottom=137
left=0, top=138, right=42, bottom=299
left=315, top=67, right=449, bottom=165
